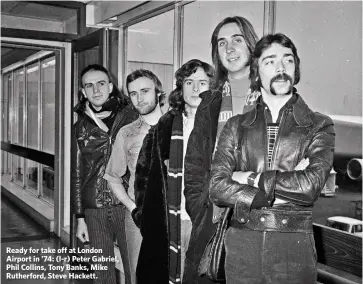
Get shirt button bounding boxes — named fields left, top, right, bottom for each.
left=241, top=218, right=245, bottom=223
left=260, top=217, right=265, bottom=222
left=282, top=219, right=287, bottom=225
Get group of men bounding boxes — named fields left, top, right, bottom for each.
left=72, top=15, right=335, bottom=284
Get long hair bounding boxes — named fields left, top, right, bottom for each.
left=211, top=16, right=258, bottom=90
left=169, top=59, right=215, bottom=113
left=76, top=64, right=128, bottom=113
left=249, top=33, right=301, bottom=93
left=126, top=69, right=163, bottom=96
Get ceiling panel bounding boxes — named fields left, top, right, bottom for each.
left=1, top=1, right=77, bottom=22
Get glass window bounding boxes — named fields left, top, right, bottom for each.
left=41, top=57, right=56, bottom=154
left=27, top=62, right=39, bottom=149
left=42, top=165, right=55, bottom=202
left=2, top=73, right=11, bottom=142
left=25, top=158, right=38, bottom=194
left=127, top=10, right=174, bottom=98
left=12, top=155, right=24, bottom=185
left=182, top=1, right=264, bottom=65
left=275, top=1, right=362, bottom=116
left=13, top=69, right=24, bottom=144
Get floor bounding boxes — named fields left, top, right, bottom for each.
left=1, top=195, right=96, bottom=284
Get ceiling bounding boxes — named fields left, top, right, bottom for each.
left=1, top=1, right=77, bottom=22
left=1, top=46, right=40, bottom=70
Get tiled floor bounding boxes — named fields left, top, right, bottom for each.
left=1, top=195, right=94, bottom=284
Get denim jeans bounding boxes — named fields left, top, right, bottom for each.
left=224, top=227, right=317, bottom=284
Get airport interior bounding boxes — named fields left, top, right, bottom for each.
left=1, top=1, right=362, bottom=283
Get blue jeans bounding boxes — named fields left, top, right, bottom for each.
left=224, top=227, right=317, bottom=284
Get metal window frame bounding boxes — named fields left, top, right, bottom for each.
left=116, top=0, right=276, bottom=92
left=1, top=37, right=71, bottom=239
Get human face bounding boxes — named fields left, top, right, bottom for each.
left=128, top=77, right=158, bottom=115
left=217, top=22, right=250, bottom=79
left=258, top=43, right=296, bottom=96
left=82, top=70, right=113, bottom=110
left=183, top=67, right=210, bottom=109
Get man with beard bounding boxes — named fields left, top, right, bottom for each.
left=209, top=33, right=335, bottom=284
left=104, top=69, right=163, bottom=284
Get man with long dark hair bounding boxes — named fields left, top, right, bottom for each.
left=183, top=16, right=259, bottom=283
left=210, top=33, right=335, bottom=283
left=72, top=64, right=138, bottom=284
left=132, top=59, right=214, bottom=284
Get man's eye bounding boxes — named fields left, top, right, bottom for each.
left=85, top=84, right=92, bottom=89
left=98, top=82, right=106, bottom=86
left=265, top=60, right=274, bottom=66
left=185, top=81, right=192, bottom=86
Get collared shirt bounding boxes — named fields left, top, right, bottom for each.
left=259, top=94, right=298, bottom=205
left=104, top=116, right=151, bottom=201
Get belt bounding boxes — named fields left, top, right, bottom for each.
left=230, top=208, right=313, bottom=233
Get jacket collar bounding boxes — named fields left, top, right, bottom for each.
left=241, top=93, right=314, bottom=127
left=199, top=89, right=222, bottom=110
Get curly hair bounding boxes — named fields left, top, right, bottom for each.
left=211, top=16, right=258, bottom=90
left=169, top=59, right=215, bottom=113
left=249, top=33, right=301, bottom=93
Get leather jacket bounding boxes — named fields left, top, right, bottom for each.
left=71, top=102, right=138, bottom=218
left=209, top=94, right=335, bottom=222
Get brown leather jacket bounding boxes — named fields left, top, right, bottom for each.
left=209, top=94, right=335, bottom=222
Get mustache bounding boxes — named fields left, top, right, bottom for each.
left=270, top=73, right=293, bottom=84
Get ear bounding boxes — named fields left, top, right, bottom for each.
left=81, top=89, right=87, bottom=98
left=108, top=82, right=113, bottom=94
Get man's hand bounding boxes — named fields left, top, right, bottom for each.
left=232, top=171, right=253, bottom=184
left=76, top=218, right=89, bottom=243
left=295, top=158, right=309, bottom=171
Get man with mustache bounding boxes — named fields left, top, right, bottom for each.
left=209, top=33, right=335, bottom=283
left=104, top=69, right=163, bottom=284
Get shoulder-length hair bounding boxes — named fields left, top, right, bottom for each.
left=211, top=16, right=258, bottom=90
left=169, top=59, right=215, bottom=113
left=249, top=33, right=301, bottom=93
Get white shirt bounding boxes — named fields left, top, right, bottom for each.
left=181, top=113, right=194, bottom=220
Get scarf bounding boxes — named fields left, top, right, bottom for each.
left=84, top=96, right=120, bottom=132
left=167, top=113, right=183, bottom=284
left=216, top=81, right=233, bottom=142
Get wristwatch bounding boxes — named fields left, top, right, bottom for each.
left=247, top=172, right=258, bottom=186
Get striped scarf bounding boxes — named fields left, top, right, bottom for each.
left=167, top=114, right=183, bottom=284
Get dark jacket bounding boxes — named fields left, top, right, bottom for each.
left=183, top=89, right=224, bottom=284
left=71, top=98, right=138, bottom=217
left=209, top=94, right=335, bottom=221
left=132, top=109, right=178, bottom=283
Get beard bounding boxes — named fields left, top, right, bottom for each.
left=135, top=93, right=158, bottom=115
left=270, top=73, right=294, bottom=96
